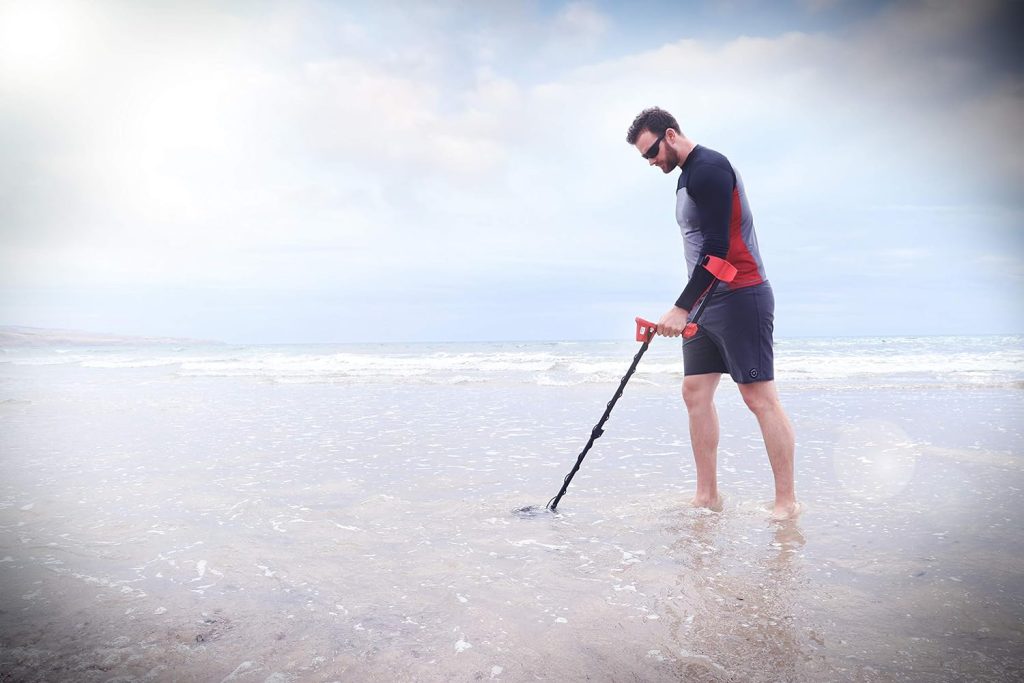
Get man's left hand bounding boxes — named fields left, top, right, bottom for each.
left=657, top=306, right=690, bottom=337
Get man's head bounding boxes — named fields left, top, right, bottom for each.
left=626, top=106, right=686, bottom=174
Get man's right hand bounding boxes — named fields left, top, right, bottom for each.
left=657, top=306, right=690, bottom=337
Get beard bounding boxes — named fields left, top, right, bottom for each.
left=659, top=145, right=680, bottom=173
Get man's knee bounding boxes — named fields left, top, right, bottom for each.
left=739, top=381, right=779, bottom=416
left=683, top=375, right=719, bottom=412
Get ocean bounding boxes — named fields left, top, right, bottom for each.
left=1, top=335, right=1022, bottom=681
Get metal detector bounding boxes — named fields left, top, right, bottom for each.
left=514, top=255, right=738, bottom=515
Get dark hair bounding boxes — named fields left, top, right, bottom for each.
left=625, top=107, right=681, bottom=144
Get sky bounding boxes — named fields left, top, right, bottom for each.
left=0, top=0, right=1022, bottom=343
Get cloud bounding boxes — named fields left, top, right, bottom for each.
left=556, top=2, right=609, bottom=43
left=0, top=0, right=1020, bottom=339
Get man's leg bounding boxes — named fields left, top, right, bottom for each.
left=737, top=380, right=799, bottom=519
left=682, top=373, right=722, bottom=509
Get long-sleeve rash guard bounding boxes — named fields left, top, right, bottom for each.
left=674, top=145, right=766, bottom=311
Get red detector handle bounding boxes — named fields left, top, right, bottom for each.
left=637, top=257, right=737, bottom=343
left=682, top=256, right=738, bottom=339
left=635, top=317, right=657, bottom=342
left=704, top=255, right=738, bottom=283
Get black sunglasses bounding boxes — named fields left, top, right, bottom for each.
left=642, top=132, right=666, bottom=160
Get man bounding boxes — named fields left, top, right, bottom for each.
left=625, top=106, right=799, bottom=520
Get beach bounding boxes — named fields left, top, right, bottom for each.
left=1, top=336, right=1022, bottom=681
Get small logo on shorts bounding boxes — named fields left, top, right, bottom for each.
left=749, top=368, right=759, bottom=379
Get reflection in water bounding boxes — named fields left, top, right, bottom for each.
left=660, top=509, right=811, bottom=682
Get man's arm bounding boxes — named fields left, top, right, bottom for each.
left=657, top=161, right=734, bottom=337
left=675, top=162, right=734, bottom=311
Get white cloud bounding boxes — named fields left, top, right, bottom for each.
left=556, top=2, right=609, bottom=43
left=1, top=0, right=1020, bottom=338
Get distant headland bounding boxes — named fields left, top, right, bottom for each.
left=0, top=326, right=222, bottom=347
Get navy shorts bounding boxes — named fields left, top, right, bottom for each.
left=682, top=281, right=775, bottom=384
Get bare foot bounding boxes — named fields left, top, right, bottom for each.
left=771, top=500, right=802, bottom=521
left=690, top=494, right=724, bottom=512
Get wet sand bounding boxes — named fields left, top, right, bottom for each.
left=1, top=361, right=1022, bottom=681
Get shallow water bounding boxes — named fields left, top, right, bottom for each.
left=1, top=339, right=1023, bottom=681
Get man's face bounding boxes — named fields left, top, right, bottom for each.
left=634, top=129, right=677, bottom=174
